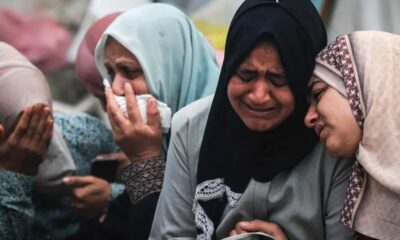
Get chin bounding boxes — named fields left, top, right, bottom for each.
left=326, top=142, right=354, bottom=158
left=243, top=119, right=280, bottom=132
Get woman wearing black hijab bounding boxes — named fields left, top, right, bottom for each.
left=150, top=0, right=354, bottom=239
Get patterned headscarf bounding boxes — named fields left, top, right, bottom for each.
left=314, top=31, right=400, bottom=239
left=75, top=12, right=121, bottom=100
left=95, top=3, right=220, bottom=115
left=0, top=42, right=76, bottom=195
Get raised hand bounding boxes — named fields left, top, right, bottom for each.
left=0, top=103, right=53, bottom=175
left=105, top=82, right=162, bottom=163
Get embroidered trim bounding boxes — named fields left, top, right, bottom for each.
left=340, top=161, right=365, bottom=228
left=120, top=156, right=165, bottom=205
left=225, top=186, right=241, bottom=207
left=193, top=178, right=242, bottom=239
left=317, top=35, right=364, bottom=127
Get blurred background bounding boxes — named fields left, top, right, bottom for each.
left=0, top=0, right=398, bottom=121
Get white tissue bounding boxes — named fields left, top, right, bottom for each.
left=103, top=79, right=172, bottom=133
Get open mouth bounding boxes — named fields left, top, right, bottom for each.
left=245, top=103, right=276, bottom=117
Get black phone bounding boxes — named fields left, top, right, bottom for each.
left=90, top=157, right=119, bottom=182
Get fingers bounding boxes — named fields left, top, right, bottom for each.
left=146, top=97, right=161, bottom=130
left=239, top=220, right=288, bottom=240
left=124, top=82, right=142, bottom=123
left=229, top=230, right=239, bottom=236
left=8, top=106, right=33, bottom=145
left=32, top=106, right=51, bottom=143
left=63, top=176, right=94, bottom=188
left=26, top=103, right=45, bottom=137
left=105, top=87, right=127, bottom=133
left=235, top=222, right=248, bottom=235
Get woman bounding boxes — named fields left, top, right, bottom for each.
left=76, top=12, right=121, bottom=110
left=149, top=0, right=354, bottom=239
left=305, top=30, right=400, bottom=240
left=95, top=3, right=220, bottom=205
left=0, top=42, right=120, bottom=240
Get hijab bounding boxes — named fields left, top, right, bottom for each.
left=95, top=3, right=220, bottom=115
left=0, top=42, right=76, bottom=196
left=313, top=31, right=400, bottom=239
left=75, top=12, right=121, bottom=100
left=194, top=0, right=327, bottom=238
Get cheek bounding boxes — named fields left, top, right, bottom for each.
left=227, top=79, right=247, bottom=101
left=131, top=77, right=149, bottom=95
left=276, top=90, right=295, bottom=114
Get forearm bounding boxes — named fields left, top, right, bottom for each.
left=120, top=156, right=165, bottom=205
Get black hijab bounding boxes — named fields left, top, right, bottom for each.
left=194, top=0, right=327, bottom=239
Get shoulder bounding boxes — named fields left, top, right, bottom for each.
left=171, top=95, right=213, bottom=133
left=296, top=142, right=354, bottom=184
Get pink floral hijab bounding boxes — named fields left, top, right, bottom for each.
left=313, top=31, right=400, bottom=239
left=0, top=42, right=76, bottom=196
left=75, top=12, right=121, bottom=100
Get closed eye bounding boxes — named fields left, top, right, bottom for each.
left=235, top=69, right=258, bottom=82
left=266, top=71, right=287, bottom=87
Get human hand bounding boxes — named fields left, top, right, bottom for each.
left=63, top=175, right=111, bottom=218
left=229, top=220, right=288, bottom=240
left=0, top=103, right=53, bottom=175
left=105, top=83, right=162, bottom=163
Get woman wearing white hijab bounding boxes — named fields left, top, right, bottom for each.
left=95, top=3, right=219, bottom=206
left=305, top=31, right=400, bottom=240
left=0, top=42, right=120, bottom=240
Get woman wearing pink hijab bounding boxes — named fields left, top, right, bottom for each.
left=0, top=41, right=121, bottom=240
left=75, top=12, right=122, bottom=109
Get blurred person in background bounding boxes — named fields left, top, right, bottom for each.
left=0, top=41, right=121, bottom=240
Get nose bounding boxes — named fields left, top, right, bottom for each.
left=248, top=79, right=272, bottom=104
left=304, top=103, right=319, bottom=128
left=111, top=73, right=128, bottom=96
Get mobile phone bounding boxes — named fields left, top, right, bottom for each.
left=90, top=157, right=119, bottom=182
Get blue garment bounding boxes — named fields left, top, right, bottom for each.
left=0, top=113, right=124, bottom=240
left=95, top=3, right=220, bottom=115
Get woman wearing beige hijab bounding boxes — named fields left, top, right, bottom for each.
left=305, top=30, right=400, bottom=240
left=0, top=42, right=120, bottom=239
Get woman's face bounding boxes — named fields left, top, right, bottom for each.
left=227, top=42, right=295, bottom=132
left=304, top=78, right=362, bottom=157
left=104, top=37, right=149, bottom=96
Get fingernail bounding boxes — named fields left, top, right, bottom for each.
left=63, top=177, right=70, bottom=183
left=239, top=221, right=249, bottom=227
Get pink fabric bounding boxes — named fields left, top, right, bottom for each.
left=0, top=42, right=51, bottom=131
left=0, top=8, right=73, bottom=73
left=75, top=12, right=121, bottom=100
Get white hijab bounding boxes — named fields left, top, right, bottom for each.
left=0, top=42, right=76, bottom=195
